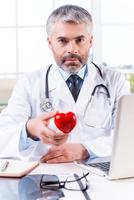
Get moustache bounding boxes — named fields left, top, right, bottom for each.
left=62, top=54, right=82, bottom=63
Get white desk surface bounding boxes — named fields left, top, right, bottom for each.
left=30, top=162, right=134, bottom=200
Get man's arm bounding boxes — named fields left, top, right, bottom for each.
left=0, top=75, right=32, bottom=158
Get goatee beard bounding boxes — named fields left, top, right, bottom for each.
left=60, top=64, right=83, bottom=74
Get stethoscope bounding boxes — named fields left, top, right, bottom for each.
left=40, top=63, right=111, bottom=112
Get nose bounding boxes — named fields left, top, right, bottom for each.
left=66, top=41, right=78, bottom=54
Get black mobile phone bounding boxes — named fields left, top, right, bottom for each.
left=41, top=174, right=59, bottom=185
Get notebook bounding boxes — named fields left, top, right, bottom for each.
left=0, top=159, right=39, bottom=177
left=75, top=94, right=134, bottom=180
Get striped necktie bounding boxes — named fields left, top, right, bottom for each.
left=66, top=74, right=83, bottom=102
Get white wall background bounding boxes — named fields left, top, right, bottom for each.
left=0, top=0, right=134, bottom=78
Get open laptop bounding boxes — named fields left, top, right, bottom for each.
left=75, top=94, right=134, bottom=180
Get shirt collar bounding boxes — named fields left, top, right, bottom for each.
left=58, top=65, right=88, bottom=81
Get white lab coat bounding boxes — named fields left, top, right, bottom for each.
left=0, top=61, right=130, bottom=160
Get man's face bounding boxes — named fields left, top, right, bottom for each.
left=48, top=22, right=93, bottom=73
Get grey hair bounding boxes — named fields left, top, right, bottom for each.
left=46, top=5, right=93, bottom=35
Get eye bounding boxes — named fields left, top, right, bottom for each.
left=76, top=38, right=84, bottom=44
left=58, top=38, right=67, bottom=45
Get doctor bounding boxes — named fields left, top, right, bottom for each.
left=0, top=5, right=130, bottom=162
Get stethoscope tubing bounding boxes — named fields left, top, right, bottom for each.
left=41, top=62, right=110, bottom=112
left=45, top=64, right=52, bottom=99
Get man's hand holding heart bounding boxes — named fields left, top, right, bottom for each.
left=40, top=111, right=89, bottom=163
left=26, top=111, right=69, bottom=146
left=26, top=111, right=89, bottom=162
left=26, top=111, right=77, bottom=146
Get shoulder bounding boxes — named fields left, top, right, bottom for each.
left=12, top=67, right=48, bottom=95
left=100, top=66, right=130, bottom=95
left=100, top=66, right=126, bottom=84
left=19, top=68, right=46, bottom=81
left=17, top=67, right=48, bottom=86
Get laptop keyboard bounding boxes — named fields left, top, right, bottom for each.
left=88, top=162, right=110, bottom=172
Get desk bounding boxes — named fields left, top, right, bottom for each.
left=0, top=163, right=134, bottom=200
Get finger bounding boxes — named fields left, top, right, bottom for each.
left=41, top=126, right=68, bottom=142
left=41, top=126, right=57, bottom=139
left=53, top=138, right=68, bottom=146
left=40, top=135, right=53, bottom=144
left=46, top=155, right=67, bottom=163
left=41, top=136, right=63, bottom=145
left=53, top=132, right=69, bottom=139
left=40, top=111, right=58, bottom=121
left=40, top=150, right=62, bottom=162
left=53, top=136, right=68, bottom=143
left=40, top=134, right=58, bottom=145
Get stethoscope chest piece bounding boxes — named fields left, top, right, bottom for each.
left=40, top=98, right=53, bottom=112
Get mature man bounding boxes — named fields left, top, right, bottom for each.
left=0, top=5, right=130, bottom=162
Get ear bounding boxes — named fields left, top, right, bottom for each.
left=47, top=37, right=52, bottom=50
left=89, top=35, right=93, bottom=46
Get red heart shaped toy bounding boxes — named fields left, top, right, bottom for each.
left=54, top=112, right=77, bottom=133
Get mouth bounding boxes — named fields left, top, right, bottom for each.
left=64, top=58, right=79, bottom=62
left=62, top=54, right=82, bottom=63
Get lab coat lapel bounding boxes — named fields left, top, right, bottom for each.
left=49, top=64, right=74, bottom=106
left=47, top=62, right=107, bottom=110
left=75, top=62, right=106, bottom=113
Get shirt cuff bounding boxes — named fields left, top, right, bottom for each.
left=82, top=143, right=98, bottom=161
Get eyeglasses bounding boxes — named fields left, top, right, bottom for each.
left=40, top=172, right=89, bottom=192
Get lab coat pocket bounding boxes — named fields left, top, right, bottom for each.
left=84, top=106, right=112, bottom=129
